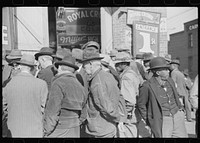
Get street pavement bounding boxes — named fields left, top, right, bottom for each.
left=185, top=110, right=197, bottom=138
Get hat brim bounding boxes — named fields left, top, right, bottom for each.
left=82, top=57, right=104, bottom=63
left=6, top=55, right=22, bottom=60
left=35, top=52, right=53, bottom=60
left=148, top=65, right=170, bottom=71
left=16, top=61, right=36, bottom=67
left=170, top=62, right=180, bottom=65
left=114, top=59, right=132, bottom=64
left=52, top=55, right=62, bottom=60
left=55, top=61, right=79, bottom=70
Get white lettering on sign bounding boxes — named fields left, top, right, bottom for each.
left=2, top=26, right=8, bottom=45
left=60, top=36, right=87, bottom=44
left=136, top=24, right=158, bottom=33
left=139, top=32, right=154, bottom=54
left=189, top=24, right=198, bottom=30
left=67, top=10, right=99, bottom=22
left=132, top=11, right=154, bottom=20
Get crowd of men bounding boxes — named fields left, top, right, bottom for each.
left=2, top=41, right=198, bottom=138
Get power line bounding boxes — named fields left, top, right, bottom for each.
left=167, top=8, right=196, bottom=21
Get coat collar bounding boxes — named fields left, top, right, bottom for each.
left=16, top=71, right=34, bottom=77
left=52, top=72, right=75, bottom=83
left=120, top=66, right=132, bottom=79
left=89, top=67, right=102, bottom=81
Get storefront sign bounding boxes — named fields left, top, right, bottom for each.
left=133, top=21, right=159, bottom=56
left=56, top=7, right=101, bottom=47
left=58, top=34, right=100, bottom=46
left=188, top=24, right=198, bottom=31
left=127, top=9, right=161, bottom=25
left=2, top=7, right=13, bottom=51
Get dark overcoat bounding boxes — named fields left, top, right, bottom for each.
left=137, top=77, right=182, bottom=137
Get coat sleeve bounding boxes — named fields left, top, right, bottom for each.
left=40, top=81, right=48, bottom=114
left=91, top=77, right=119, bottom=122
left=121, top=73, right=137, bottom=105
left=137, top=82, right=149, bottom=122
left=43, top=82, right=63, bottom=135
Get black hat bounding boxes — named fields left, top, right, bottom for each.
left=35, top=47, right=54, bottom=60
left=148, top=57, right=170, bottom=71
left=54, top=54, right=79, bottom=70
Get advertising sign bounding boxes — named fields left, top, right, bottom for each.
left=56, top=7, right=100, bottom=46
left=127, top=9, right=161, bottom=25
left=133, top=21, right=159, bottom=56
left=2, top=7, right=13, bottom=51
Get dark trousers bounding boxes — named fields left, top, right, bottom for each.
left=196, top=109, right=198, bottom=136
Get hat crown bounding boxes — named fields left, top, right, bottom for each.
left=83, top=51, right=101, bottom=60
left=72, top=48, right=83, bottom=60
left=143, top=52, right=153, bottom=61
left=18, top=54, right=35, bottom=66
left=81, top=41, right=100, bottom=50
left=115, top=52, right=132, bottom=61
left=149, top=57, right=168, bottom=69
left=62, top=54, right=76, bottom=65
left=171, top=59, right=180, bottom=65
left=9, top=49, right=22, bottom=56
left=39, top=47, right=54, bottom=53
left=54, top=48, right=71, bottom=59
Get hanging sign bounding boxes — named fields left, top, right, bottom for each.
left=133, top=21, right=159, bottom=57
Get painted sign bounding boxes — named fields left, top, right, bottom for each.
left=188, top=24, right=198, bottom=31
left=58, top=34, right=100, bottom=46
left=133, top=21, right=159, bottom=57
left=2, top=7, right=13, bottom=51
left=56, top=7, right=101, bottom=47
left=127, top=9, right=161, bottom=25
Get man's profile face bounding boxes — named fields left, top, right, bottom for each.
left=156, top=68, right=169, bottom=80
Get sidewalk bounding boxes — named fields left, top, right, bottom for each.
left=185, top=110, right=197, bottom=138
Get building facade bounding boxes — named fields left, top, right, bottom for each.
left=2, top=7, right=168, bottom=58
left=168, top=19, right=198, bottom=79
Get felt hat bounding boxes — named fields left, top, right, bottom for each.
left=170, top=59, right=180, bottom=65
left=164, top=54, right=172, bottom=63
left=109, top=49, right=118, bottom=57
left=148, top=57, right=170, bottom=70
left=82, top=52, right=104, bottom=63
left=34, top=47, right=54, bottom=60
left=16, top=54, right=36, bottom=67
left=100, top=54, right=111, bottom=67
left=72, top=48, right=83, bottom=62
left=113, top=52, right=133, bottom=64
left=135, top=54, right=144, bottom=60
left=52, top=48, right=71, bottom=61
left=6, top=49, right=22, bottom=60
left=143, top=52, right=154, bottom=62
left=54, top=54, right=79, bottom=70
left=81, top=41, right=100, bottom=51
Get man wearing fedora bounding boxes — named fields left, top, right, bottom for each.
left=142, top=52, right=154, bottom=81
left=35, top=47, right=57, bottom=91
left=43, top=54, right=87, bottom=137
left=137, top=57, right=188, bottom=138
left=170, top=59, right=192, bottom=122
left=3, top=54, right=48, bottom=137
left=81, top=41, right=100, bottom=54
left=2, top=49, right=22, bottom=87
left=114, top=52, right=141, bottom=137
left=82, top=52, right=120, bottom=137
